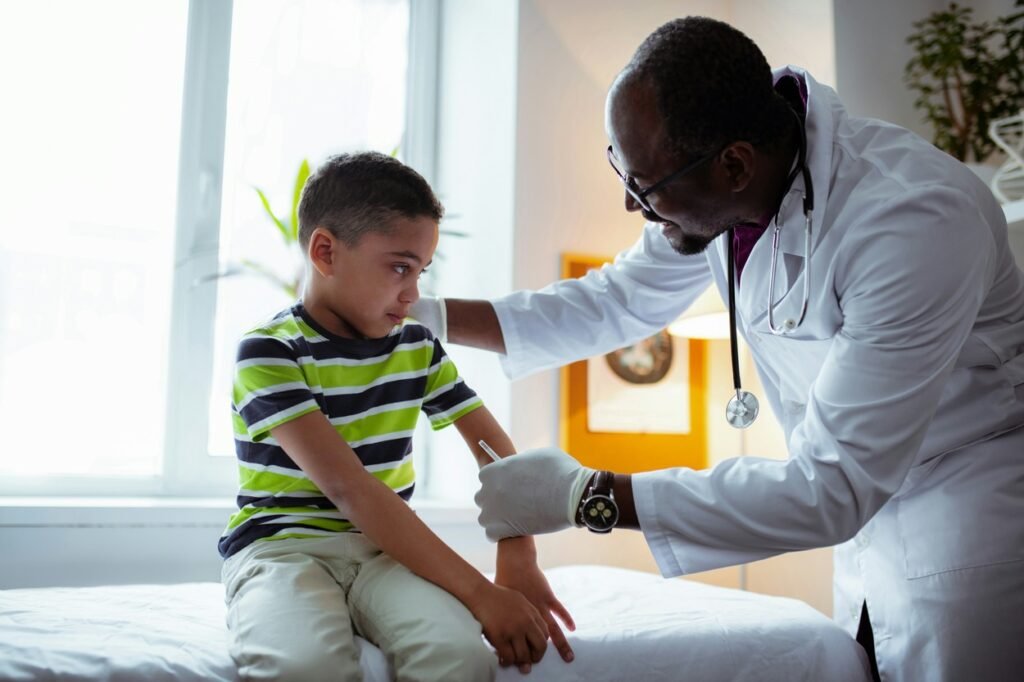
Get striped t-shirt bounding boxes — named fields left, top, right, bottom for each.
left=218, top=303, right=482, bottom=559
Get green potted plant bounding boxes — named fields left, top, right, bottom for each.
left=247, top=158, right=311, bottom=298
left=905, top=1, right=1024, bottom=163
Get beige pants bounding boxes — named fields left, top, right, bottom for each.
left=222, top=533, right=496, bottom=682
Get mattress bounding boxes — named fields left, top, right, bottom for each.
left=0, top=564, right=870, bottom=681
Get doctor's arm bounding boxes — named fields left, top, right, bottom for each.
left=445, top=299, right=506, bottom=353
left=413, top=223, right=714, bottom=379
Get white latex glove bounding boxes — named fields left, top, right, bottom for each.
left=409, top=296, right=447, bottom=342
left=475, top=447, right=594, bottom=542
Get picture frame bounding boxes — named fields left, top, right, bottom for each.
left=558, top=253, right=708, bottom=474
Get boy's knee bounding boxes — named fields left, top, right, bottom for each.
left=236, top=643, right=362, bottom=682
left=443, top=634, right=496, bottom=681
left=395, top=631, right=496, bottom=682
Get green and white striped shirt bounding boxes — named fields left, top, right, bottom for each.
left=218, top=303, right=481, bottom=558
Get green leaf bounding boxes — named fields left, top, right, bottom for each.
left=240, top=258, right=298, bottom=298
left=904, top=0, right=1024, bottom=160
left=254, top=187, right=289, bottom=242
left=290, top=159, right=310, bottom=243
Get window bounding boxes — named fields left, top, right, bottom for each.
left=0, top=0, right=188, bottom=490
left=0, top=0, right=431, bottom=497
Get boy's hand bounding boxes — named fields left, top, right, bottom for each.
left=467, top=582, right=549, bottom=674
left=496, top=540, right=576, bottom=665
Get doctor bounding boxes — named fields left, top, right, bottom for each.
left=414, top=16, right=1024, bottom=682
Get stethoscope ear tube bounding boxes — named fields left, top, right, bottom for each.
left=725, top=229, right=760, bottom=429
left=766, top=111, right=814, bottom=336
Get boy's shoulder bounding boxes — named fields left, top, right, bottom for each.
left=236, top=305, right=307, bottom=357
left=241, top=305, right=302, bottom=338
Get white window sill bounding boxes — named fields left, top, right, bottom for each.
left=0, top=496, right=478, bottom=528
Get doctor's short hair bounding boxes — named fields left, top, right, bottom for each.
left=297, top=152, right=444, bottom=250
left=623, top=16, right=796, bottom=160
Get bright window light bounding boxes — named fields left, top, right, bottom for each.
left=0, top=0, right=418, bottom=495
left=0, top=1, right=188, bottom=478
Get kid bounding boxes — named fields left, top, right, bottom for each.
left=219, top=152, right=574, bottom=681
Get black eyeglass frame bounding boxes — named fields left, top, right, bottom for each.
left=606, top=145, right=722, bottom=213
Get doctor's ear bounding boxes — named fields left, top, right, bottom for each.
left=308, top=227, right=339, bottom=277
left=718, top=142, right=756, bottom=193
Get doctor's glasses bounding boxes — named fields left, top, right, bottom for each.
left=606, top=145, right=720, bottom=214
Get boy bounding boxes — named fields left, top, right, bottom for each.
left=218, top=152, right=574, bottom=681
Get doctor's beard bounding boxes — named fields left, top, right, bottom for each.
left=645, top=210, right=735, bottom=256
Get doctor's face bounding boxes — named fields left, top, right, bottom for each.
left=605, top=77, right=742, bottom=255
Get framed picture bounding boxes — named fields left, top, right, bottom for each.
left=559, top=253, right=707, bottom=474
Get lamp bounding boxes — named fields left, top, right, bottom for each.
left=667, top=285, right=730, bottom=340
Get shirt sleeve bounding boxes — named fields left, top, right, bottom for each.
left=492, top=222, right=714, bottom=380
left=421, top=338, right=483, bottom=430
left=232, top=334, right=322, bottom=442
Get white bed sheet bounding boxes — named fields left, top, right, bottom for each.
left=0, top=565, right=870, bottom=681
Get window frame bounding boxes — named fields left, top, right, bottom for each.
left=2, top=0, right=438, bottom=498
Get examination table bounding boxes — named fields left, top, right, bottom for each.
left=0, top=564, right=871, bottom=681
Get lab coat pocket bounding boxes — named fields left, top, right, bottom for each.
left=898, top=427, right=1024, bottom=579
left=752, top=333, right=832, bottom=406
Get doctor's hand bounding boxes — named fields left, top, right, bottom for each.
left=475, top=446, right=594, bottom=541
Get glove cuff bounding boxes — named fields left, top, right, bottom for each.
left=410, top=297, right=448, bottom=343
left=567, top=467, right=595, bottom=526
left=437, top=297, right=448, bottom=344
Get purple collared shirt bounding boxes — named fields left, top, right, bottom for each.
left=732, top=74, right=808, bottom=284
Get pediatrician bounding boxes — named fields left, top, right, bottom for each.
left=412, top=16, right=1024, bottom=682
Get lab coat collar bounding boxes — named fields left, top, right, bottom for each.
left=739, top=67, right=837, bottom=329
left=774, top=66, right=835, bottom=259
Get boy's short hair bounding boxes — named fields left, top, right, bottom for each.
left=297, top=152, right=444, bottom=249
left=623, top=17, right=794, bottom=160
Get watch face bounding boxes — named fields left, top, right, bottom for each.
left=582, top=494, right=618, bottom=532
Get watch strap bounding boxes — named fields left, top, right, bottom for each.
left=577, top=470, right=616, bottom=529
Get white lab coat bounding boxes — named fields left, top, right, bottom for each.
left=492, top=68, right=1024, bottom=681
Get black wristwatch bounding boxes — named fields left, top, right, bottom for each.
left=576, top=470, right=619, bottom=533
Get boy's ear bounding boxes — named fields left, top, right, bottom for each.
left=308, top=227, right=337, bottom=277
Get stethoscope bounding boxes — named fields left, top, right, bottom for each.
left=725, top=113, right=815, bottom=429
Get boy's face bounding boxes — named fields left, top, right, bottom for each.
left=311, top=215, right=438, bottom=339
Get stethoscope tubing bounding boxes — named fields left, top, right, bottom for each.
left=724, top=111, right=814, bottom=429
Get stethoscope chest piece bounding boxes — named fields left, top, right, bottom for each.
left=726, top=390, right=760, bottom=429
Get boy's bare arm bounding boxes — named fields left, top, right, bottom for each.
left=270, top=411, right=548, bottom=668
left=455, top=404, right=517, bottom=468
left=454, top=406, right=578, bottom=663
